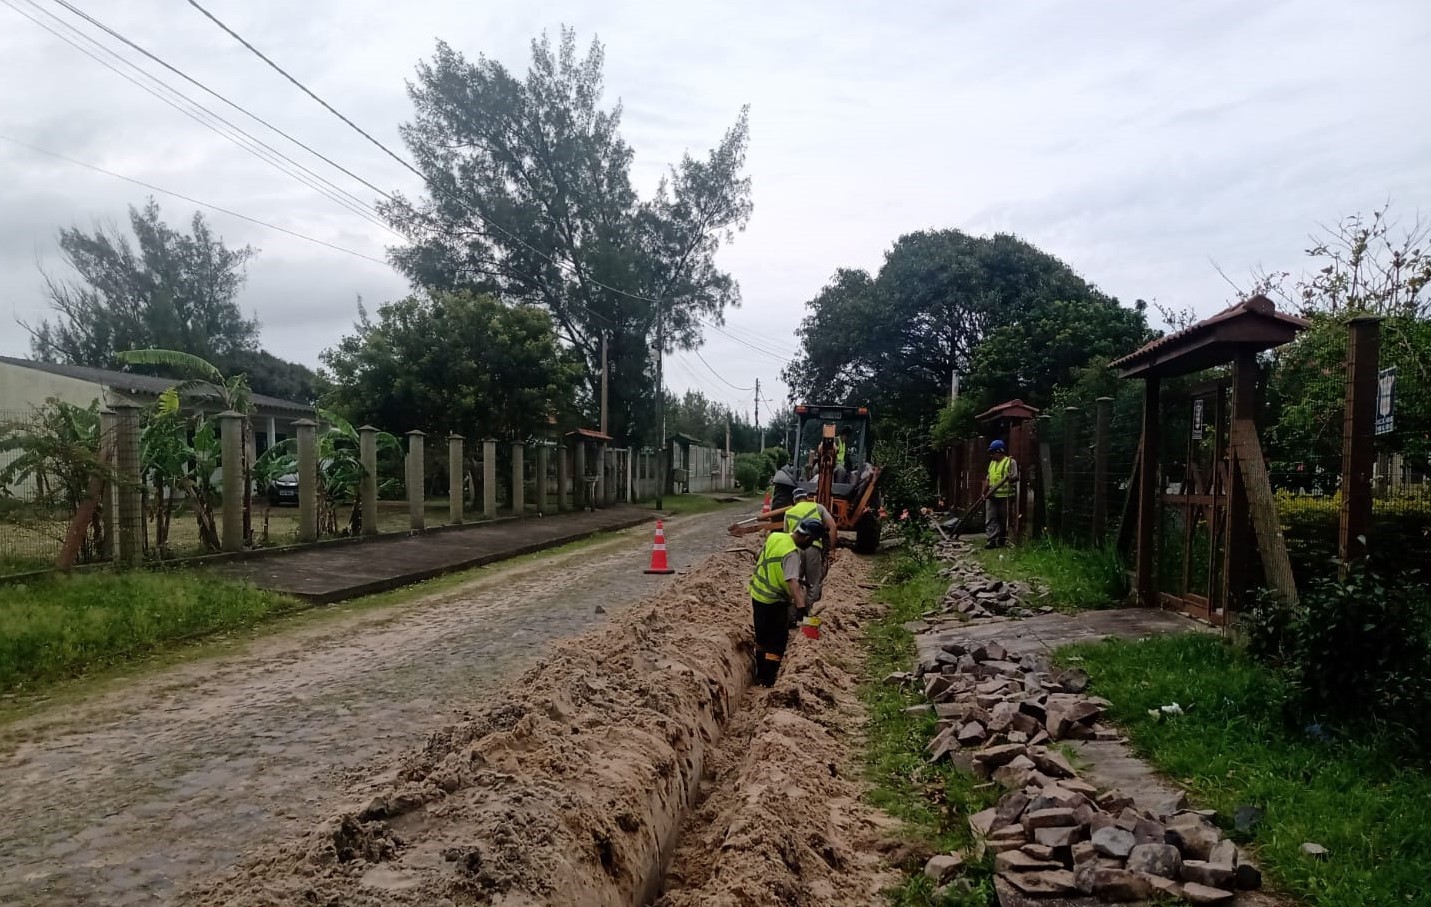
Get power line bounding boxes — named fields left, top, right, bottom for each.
left=0, top=133, right=390, bottom=265
left=48, top=0, right=399, bottom=213
left=6, top=0, right=397, bottom=236
left=691, top=348, right=754, bottom=392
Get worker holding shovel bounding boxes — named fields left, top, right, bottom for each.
left=984, top=439, right=1018, bottom=548
left=747, top=517, right=827, bottom=686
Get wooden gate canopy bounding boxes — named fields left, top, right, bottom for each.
left=1109, top=295, right=1308, bottom=619
left=1110, top=295, right=1309, bottom=379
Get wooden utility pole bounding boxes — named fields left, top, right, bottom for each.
left=655, top=312, right=665, bottom=509
left=599, top=332, right=609, bottom=437
left=1340, top=316, right=1381, bottom=572
left=755, top=378, right=762, bottom=452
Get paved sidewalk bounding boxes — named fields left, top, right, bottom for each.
left=203, top=507, right=653, bottom=602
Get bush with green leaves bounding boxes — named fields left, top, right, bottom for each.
left=1241, top=562, right=1431, bottom=756
left=762, top=445, right=789, bottom=471
left=733, top=451, right=774, bottom=492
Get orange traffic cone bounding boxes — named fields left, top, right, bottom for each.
left=761, top=488, right=771, bottom=514
left=644, top=519, right=675, bottom=574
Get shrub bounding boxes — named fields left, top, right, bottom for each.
left=1241, top=562, right=1431, bottom=756
left=763, top=445, right=789, bottom=470
left=733, top=452, right=774, bottom=492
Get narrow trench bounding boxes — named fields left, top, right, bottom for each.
left=634, top=646, right=758, bottom=906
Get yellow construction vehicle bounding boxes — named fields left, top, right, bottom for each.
left=730, top=404, right=882, bottom=553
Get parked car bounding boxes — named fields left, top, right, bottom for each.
left=267, top=474, right=300, bottom=506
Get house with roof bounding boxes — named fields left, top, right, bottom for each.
left=0, top=356, right=313, bottom=454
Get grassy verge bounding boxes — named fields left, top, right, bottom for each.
left=0, top=571, right=298, bottom=694
left=638, top=493, right=743, bottom=516
left=1063, top=633, right=1430, bottom=907
left=972, top=539, right=1127, bottom=611
left=862, top=551, right=998, bottom=906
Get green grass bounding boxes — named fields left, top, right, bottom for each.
left=973, top=539, right=1128, bottom=611
left=862, top=551, right=998, bottom=906
left=0, top=570, right=298, bottom=693
left=637, top=493, right=744, bottom=516
left=1063, top=633, right=1431, bottom=907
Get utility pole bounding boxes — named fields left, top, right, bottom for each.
left=951, top=370, right=960, bottom=402
left=755, top=378, right=762, bottom=452
left=599, top=332, right=609, bottom=436
left=725, top=415, right=731, bottom=490
left=655, top=307, right=665, bottom=510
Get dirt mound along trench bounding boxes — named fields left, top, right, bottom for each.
left=192, top=543, right=885, bottom=906
left=654, top=554, right=900, bottom=907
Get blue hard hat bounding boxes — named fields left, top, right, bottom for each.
left=794, top=517, right=827, bottom=539
left=988, top=440, right=1006, bottom=452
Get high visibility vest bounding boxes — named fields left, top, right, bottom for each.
left=748, top=532, right=798, bottom=605
left=784, top=500, right=824, bottom=549
left=988, top=456, right=1016, bottom=498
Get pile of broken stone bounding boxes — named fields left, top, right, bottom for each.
left=930, top=536, right=1051, bottom=621
left=887, top=639, right=1262, bottom=905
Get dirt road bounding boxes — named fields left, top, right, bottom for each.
left=0, top=507, right=741, bottom=906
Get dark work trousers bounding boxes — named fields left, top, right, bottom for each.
left=986, top=496, right=1010, bottom=546
left=752, top=598, right=791, bottom=686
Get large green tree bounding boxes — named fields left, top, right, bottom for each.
left=29, top=199, right=322, bottom=403
left=784, top=229, right=1151, bottom=430
left=32, top=199, right=258, bottom=369
left=380, top=28, right=752, bottom=445
left=320, top=290, right=580, bottom=441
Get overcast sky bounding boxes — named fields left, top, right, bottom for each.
left=2, top=0, right=1428, bottom=419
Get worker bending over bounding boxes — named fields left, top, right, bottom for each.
left=984, top=439, right=1018, bottom=548
left=747, top=518, right=827, bottom=686
left=783, top=487, right=838, bottom=614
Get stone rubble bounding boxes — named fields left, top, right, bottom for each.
left=928, top=535, right=1052, bottom=621
left=888, top=621, right=1264, bottom=906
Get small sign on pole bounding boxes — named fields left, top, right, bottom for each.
left=1191, top=398, right=1205, bottom=440
left=1375, top=366, right=1397, bottom=436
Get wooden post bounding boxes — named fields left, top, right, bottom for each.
left=448, top=433, right=464, bottom=525
left=1227, top=352, right=1299, bottom=608
left=1093, top=397, right=1112, bottom=541
left=359, top=425, right=379, bottom=536
left=1135, top=378, right=1160, bottom=607
left=294, top=418, right=318, bottom=542
left=219, top=410, right=245, bottom=552
left=1339, top=316, right=1381, bottom=572
left=1061, top=406, right=1080, bottom=539
left=574, top=442, right=588, bottom=509
left=1222, top=365, right=1251, bottom=613
left=406, top=430, right=425, bottom=531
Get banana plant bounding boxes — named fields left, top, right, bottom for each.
left=120, top=349, right=257, bottom=546
left=139, top=387, right=222, bottom=553
left=255, top=410, right=399, bottom=537
left=0, top=399, right=109, bottom=562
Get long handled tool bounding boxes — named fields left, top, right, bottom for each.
left=940, top=475, right=1010, bottom=536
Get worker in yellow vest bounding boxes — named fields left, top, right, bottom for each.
left=747, top=518, right=827, bottom=685
left=984, top=439, right=1018, bottom=549
left=783, top=488, right=838, bottom=613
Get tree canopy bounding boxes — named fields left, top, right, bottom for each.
left=29, top=198, right=323, bottom=403
left=380, top=28, right=752, bottom=445
left=320, top=290, right=579, bottom=441
left=784, top=229, right=1152, bottom=431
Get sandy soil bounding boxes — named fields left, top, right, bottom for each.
left=0, top=510, right=738, bottom=906
left=183, top=546, right=898, bottom=906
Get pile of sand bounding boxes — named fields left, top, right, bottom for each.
left=186, top=545, right=898, bottom=907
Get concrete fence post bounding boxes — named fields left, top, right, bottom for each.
left=448, top=433, right=464, bottom=525
left=219, top=410, right=245, bottom=552
left=359, top=425, right=379, bottom=536
left=510, top=441, right=525, bottom=515
left=557, top=445, right=571, bottom=511
left=535, top=444, right=550, bottom=514
left=574, top=442, right=588, bottom=510
left=482, top=439, right=497, bottom=519
left=294, top=418, right=319, bottom=543
left=594, top=443, right=607, bottom=507
left=407, top=430, right=426, bottom=531
left=111, top=402, right=143, bottom=566
left=99, top=408, right=118, bottom=560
